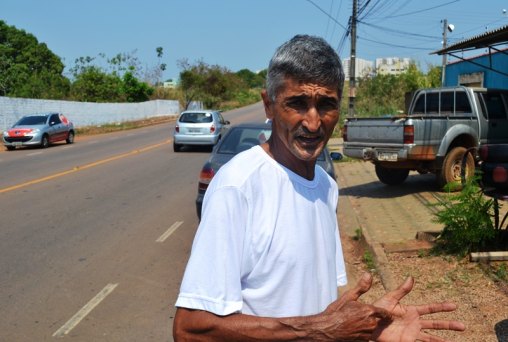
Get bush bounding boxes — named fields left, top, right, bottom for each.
left=432, top=178, right=498, bottom=256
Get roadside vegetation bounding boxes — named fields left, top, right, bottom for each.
left=0, top=20, right=262, bottom=111
left=431, top=178, right=508, bottom=288
left=2, top=19, right=439, bottom=118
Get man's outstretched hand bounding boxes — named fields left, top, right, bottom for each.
left=370, top=275, right=466, bottom=342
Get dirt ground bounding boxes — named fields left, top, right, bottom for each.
left=340, top=231, right=508, bottom=342
left=339, top=160, right=508, bottom=342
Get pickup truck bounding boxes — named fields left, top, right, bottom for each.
left=343, top=86, right=508, bottom=188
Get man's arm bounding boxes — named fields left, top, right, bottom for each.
left=173, top=273, right=466, bottom=342
left=173, top=273, right=391, bottom=341
left=173, top=301, right=388, bottom=341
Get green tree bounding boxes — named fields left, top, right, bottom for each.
left=236, top=69, right=265, bottom=88
left=426, top=65, right=443, bottom=88
left=0, top=20, right=70, bottom=98
left=121, top=69, right=154, bottom=102
left=353, top=63, right=443, bottom=117
left=178, top=59, right=247, bottom=109
left=70, top=65, right=122, bottom=102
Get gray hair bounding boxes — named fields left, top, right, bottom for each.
left=266, top=35, right=345, bottom=101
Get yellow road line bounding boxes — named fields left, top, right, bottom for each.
left=0, top=140, right=170, bottom=194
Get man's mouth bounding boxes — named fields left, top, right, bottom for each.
left=296, top=135, right=322, bottom=145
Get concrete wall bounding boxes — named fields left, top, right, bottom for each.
left=0, top=97, right=183, bottom=132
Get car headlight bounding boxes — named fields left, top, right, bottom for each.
left=28, top=128, right=40, bottom=135
left=2, top=131, right=8, bottom=137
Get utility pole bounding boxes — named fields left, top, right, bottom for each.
left=441, top=19, right=448, bottom=86
left=348, top=0, right=357, bottom=117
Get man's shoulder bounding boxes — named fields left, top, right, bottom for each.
left=213, top=146, right=272, bottom=185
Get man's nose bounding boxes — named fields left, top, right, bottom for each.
left=302, top=106, right=321, bottom=132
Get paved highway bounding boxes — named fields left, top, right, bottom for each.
left=0, top=102, right=266, bottom=341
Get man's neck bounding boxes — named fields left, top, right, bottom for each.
left=261, top=141, right=316, bottom=180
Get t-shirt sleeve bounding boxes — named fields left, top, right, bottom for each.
left=175, top=186, right=248, bottom=316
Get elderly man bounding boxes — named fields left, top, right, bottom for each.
left=173, top=34, right=465, bottom=341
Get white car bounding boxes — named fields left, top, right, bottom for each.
left=173, top=110, right=230, bottom=152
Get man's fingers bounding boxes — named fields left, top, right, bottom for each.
left=339, top=272, right=373, bottom=303
left=415, top=302, right=458, bottom=315
left=420, top=319, right=466, bottom=332
left=385, top=276, right=414, bottom=302
left=353, top=272, right=373, bottom=296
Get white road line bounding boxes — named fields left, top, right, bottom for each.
left=52, top=283, right=118, bottom=337
left=156, top=221, right=183, bottom=242
left=26, top=152, right=43, bottom=156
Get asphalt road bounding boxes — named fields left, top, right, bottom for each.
left=0, top=102, right=267, bottom=341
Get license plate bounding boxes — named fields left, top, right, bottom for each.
left=378, top=152, right=398, bottom=161
left=187, top=128, right=200, bottom=133
left=12, top=142, right=22, bottom=146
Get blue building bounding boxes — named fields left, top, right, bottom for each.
left=444, top=48, right=508, bottom=89
left=434, top=24, right=508, bottom=89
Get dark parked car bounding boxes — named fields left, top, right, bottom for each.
left=195, top=122, right=341, bottom=219
left=2, top=113, right=75, bottom=150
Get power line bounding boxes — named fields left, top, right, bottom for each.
left=359, top=20, right=441, bottom=40
left=304, top=0, right=348, bottom=31
left=359, top=35, right=435, bottom=51
left=374, top=0, right=460, bottom=20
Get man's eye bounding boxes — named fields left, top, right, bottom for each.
left=318, top=100, right=338, bottom=112
left=286, top=99, right=308, bottom=110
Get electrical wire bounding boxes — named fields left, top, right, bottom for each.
left=371, top=0, right=461, bottom=20
left=304, top=0, right=348, bottom=31
left=359, top=20, right=441, bottom=41
left=359, top=35, right=435, bottom=51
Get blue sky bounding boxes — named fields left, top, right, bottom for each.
left=2, top=0, right=508, bottom=81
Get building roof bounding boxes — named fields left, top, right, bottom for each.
left=432, top=24, right=508, bottom=55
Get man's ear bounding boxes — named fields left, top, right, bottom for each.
left=261, top=90, right=274, bottom=120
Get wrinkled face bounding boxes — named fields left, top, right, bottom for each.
left=263, top=77, right=340, bottom=163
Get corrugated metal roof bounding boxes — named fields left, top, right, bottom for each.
left=432, top=24, right=508, bottom=55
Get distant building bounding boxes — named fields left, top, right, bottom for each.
left=444, top=48, right=508, bottom=89
left=343, top=57, right=373, bottom=79
left=375, top=57, right=411, bottom=75
left=163, top=79, right=178, bottom=88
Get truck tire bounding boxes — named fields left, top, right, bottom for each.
left=438, top=146, right=475, bottom=189
left=375, top=165, right=409, bottom=185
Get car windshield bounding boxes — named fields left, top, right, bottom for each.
left=16, top=116, right=47, bottom=126
left=179, top=112, right=213, bottom=123
left=218, top=127, right=272, bottom=154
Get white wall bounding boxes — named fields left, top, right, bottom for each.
left=0, top=97, right=182, bottom=131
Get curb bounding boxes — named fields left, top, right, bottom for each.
left=331, top=137, right=397, bottom=291
left=341, top=190, right=398, bottom=291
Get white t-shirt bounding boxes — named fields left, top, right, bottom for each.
left=175, top=145, right=347, bottom=317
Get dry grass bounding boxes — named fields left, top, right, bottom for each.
left=75, top=116, right=176, bottom=136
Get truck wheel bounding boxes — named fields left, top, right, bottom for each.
left=375, top=165, right=409, bottom=185
left=438, top=146, right=475, bottom=189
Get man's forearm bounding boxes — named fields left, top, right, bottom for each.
left=173, top=308, right=318, bottom=342
left=173, top=302, right=379, bottom=342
